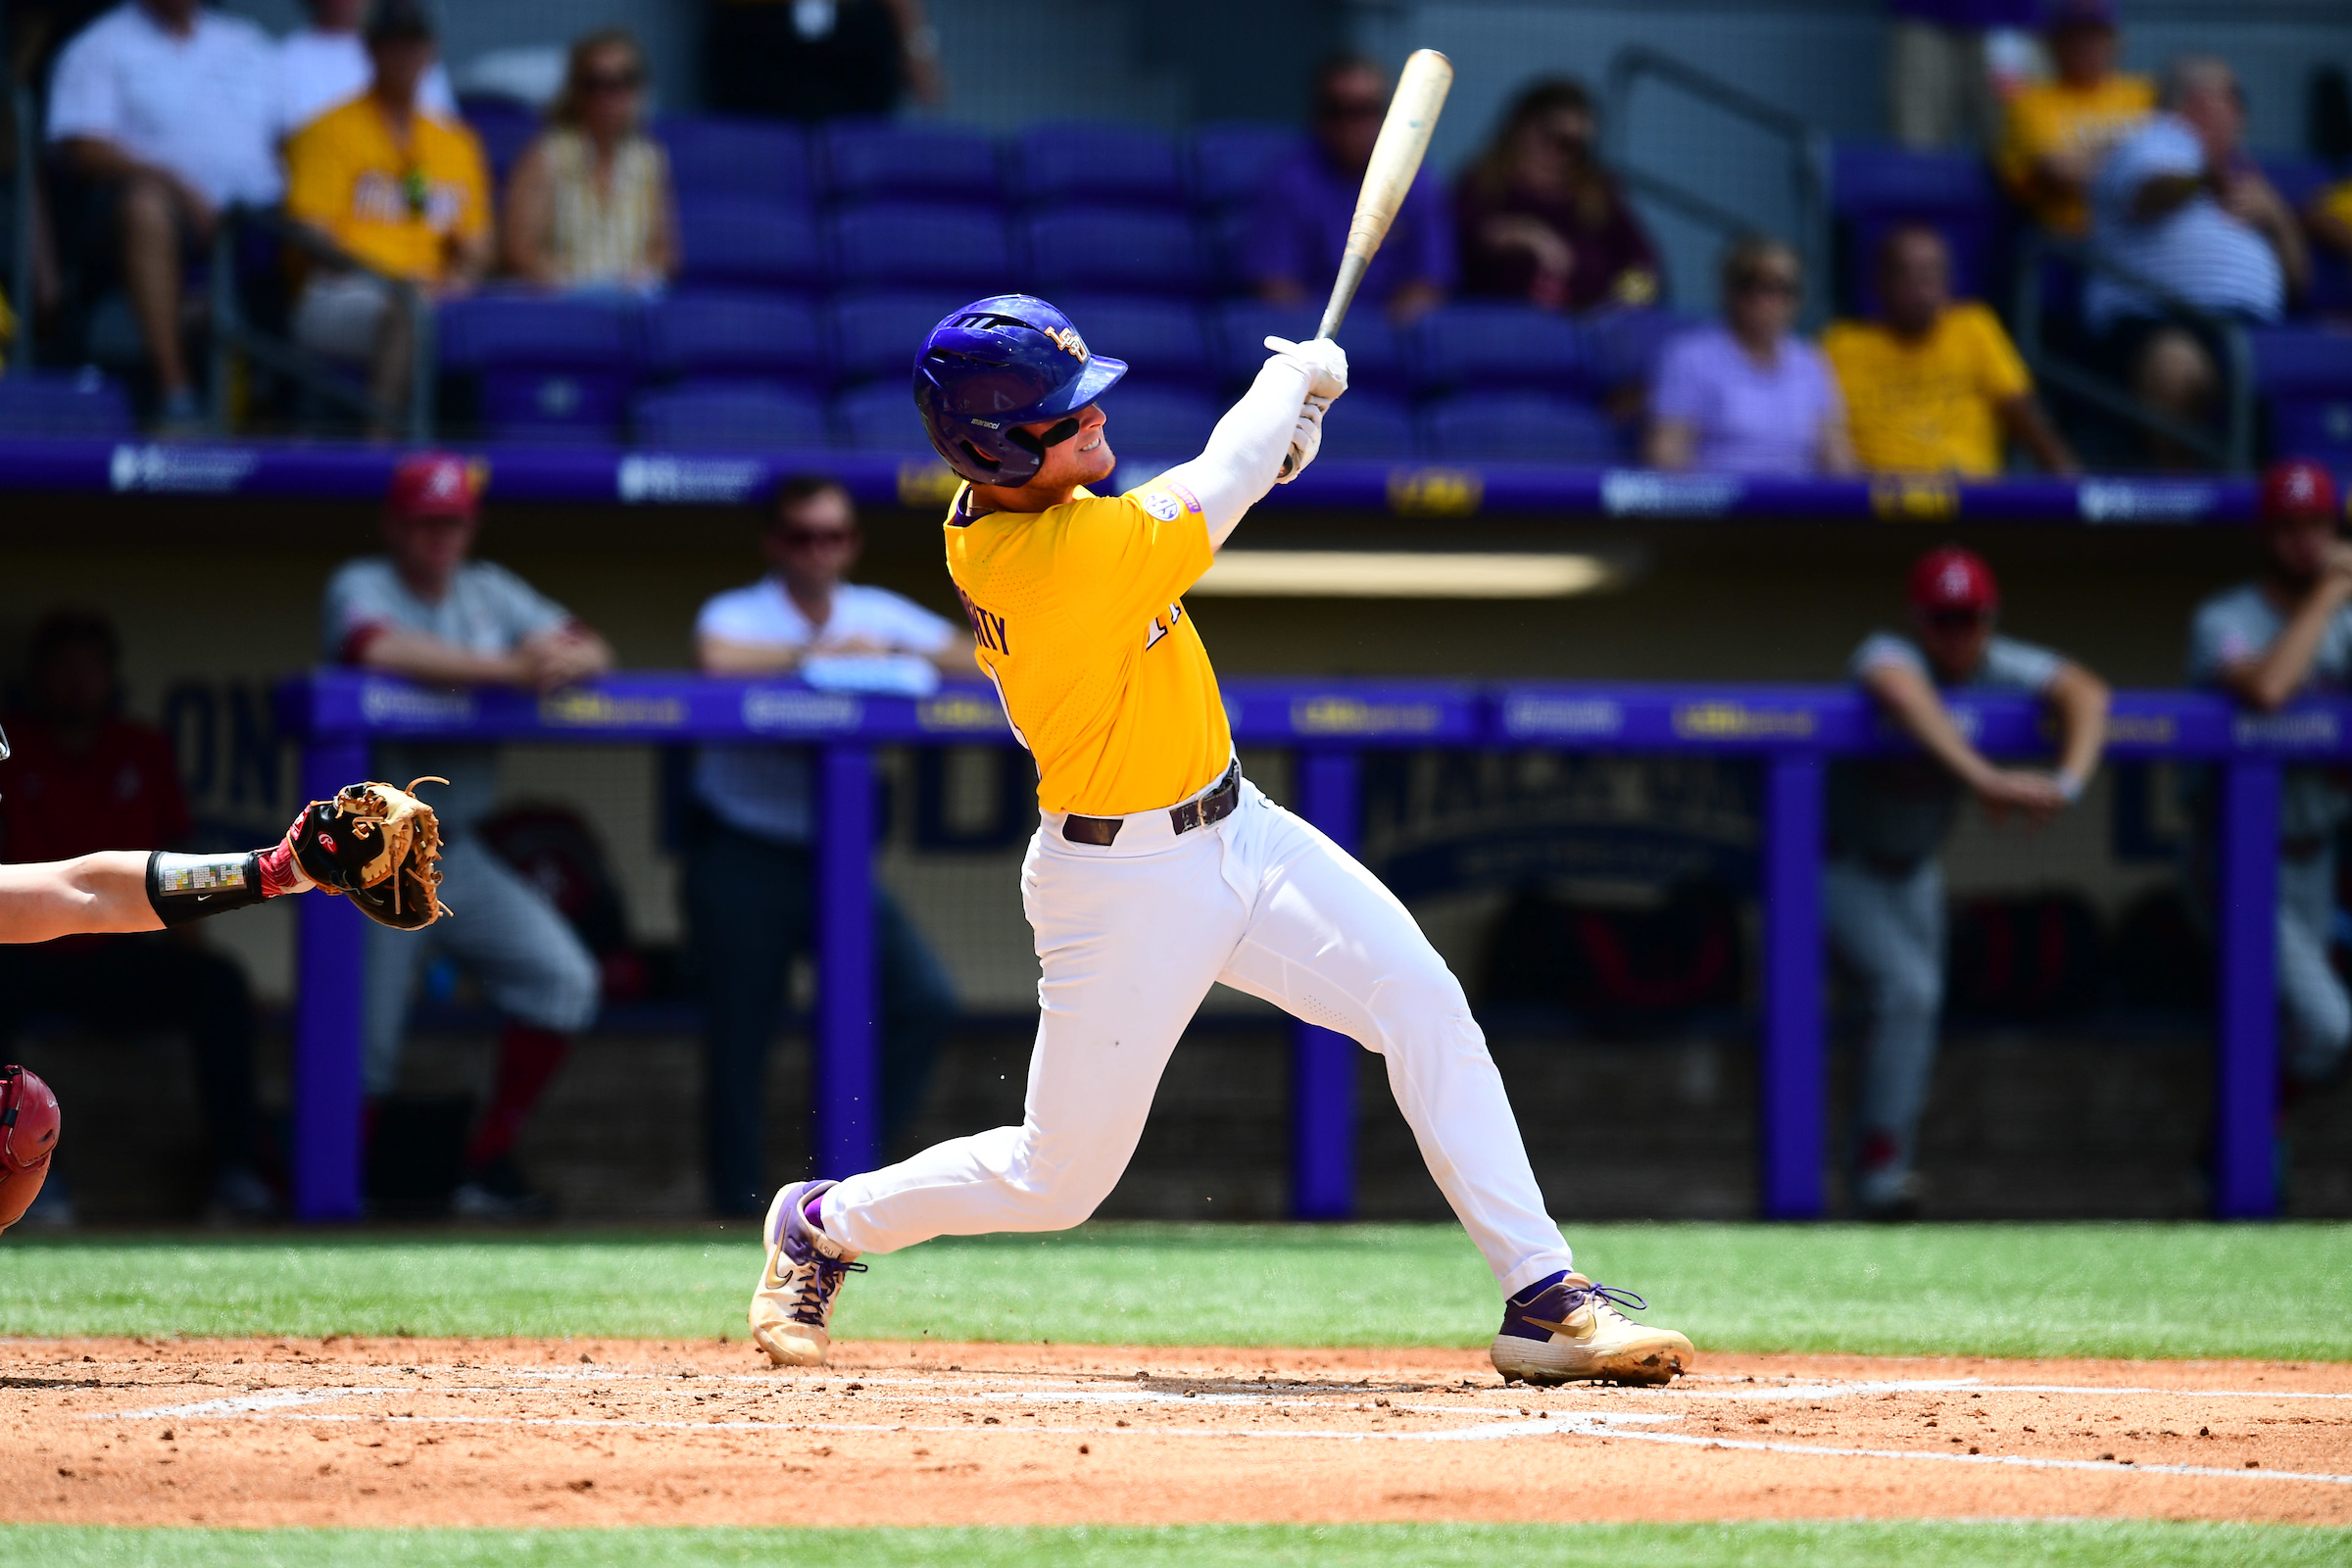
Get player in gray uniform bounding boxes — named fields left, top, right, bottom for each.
left=1825, top=545, right=2110, bottom=1218
left=321, top=453, right=611, bottom=1218
left=2186, top=460, right=2352, bottom=1085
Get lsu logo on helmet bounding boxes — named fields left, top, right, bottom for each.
left=1042, top=325, right=1090, bottom=363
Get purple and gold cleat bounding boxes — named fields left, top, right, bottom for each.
left=749, top=1179, right=867, bottom=1367
left=1490, top=1272, right=1693, bottom=1387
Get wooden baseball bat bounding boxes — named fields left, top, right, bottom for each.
left=1318, top=48, right=1454, bottom=342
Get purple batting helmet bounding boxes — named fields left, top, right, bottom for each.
left=912, top=295, right=1127, bottom=486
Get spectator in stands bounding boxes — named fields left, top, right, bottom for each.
left=2305, top=173, right=2352, bottom=274
left=1250, top=54, right=1453, bottom=326
left=2187, top=460, right=2352, bottom=1088
left=282, top=0, right=489, bottom=436
left=2089, top=56, right=2308, bottom=465
left=1453, top=76, right=1658, bottom=314
left=0, top=610, right=277, bottom=1224
left=277, top=0, right=456, bottom=139
left=686, top=474, right=965, bottom=1216
left=1824, top=222, right=2081, bottom=475
left=1886, top=0, right=2035, bottom=152
left=1644, top=236, right=1856, bottom=475
left=703, top=0, right=945, bottom=122
left=1993, top=0, right=2154, bottom=237
left=44, top=0, right=281, bottom=433
left=501, top=30, right=676, bottom=294
left=323, top=452, right=612, bottom=1220
left=1829, top=546, right=2109, bottom=1218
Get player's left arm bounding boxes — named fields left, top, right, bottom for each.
left=0, top=853, right=163, bottom=944
left=1153, top=338, right=1348, bottom=549
left=2042, top=660, right=2111, bottom=801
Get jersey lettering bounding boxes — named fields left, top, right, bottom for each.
left=957, top=586, right=1010, bottom=657
left=1143, top=601, right=1185, bottom=652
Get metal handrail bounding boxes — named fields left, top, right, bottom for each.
left=9, top=84, right=35, bottom=373
left=2011, top=230, right=2255, bottom=472
left=1603, top=45, right=1833, bottom=329
left=209, top=204, right=434, bottom=442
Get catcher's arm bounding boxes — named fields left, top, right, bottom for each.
left=0, top=853, right=165, bottom=945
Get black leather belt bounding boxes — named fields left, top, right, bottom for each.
left=1062, top=760, right=1241, bottom=847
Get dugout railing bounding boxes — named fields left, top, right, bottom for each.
left=278, top=669, right=2339, bottom=1226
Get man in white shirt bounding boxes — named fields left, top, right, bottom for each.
left=46, top=0, right=280, bottom=431
left=277, top=0, right=457, bottom=138
left=2089, top=55, right=2310, bottom=464
left=687, top=474, right=972, bottom=1216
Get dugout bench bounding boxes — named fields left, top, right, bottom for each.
left=279, top=670, right=2350, bottom=1226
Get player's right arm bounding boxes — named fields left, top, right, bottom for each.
left=2214, top=547, right=2352, bottom=712
left=1859, top=656, right=2066, bottom=822
left=1152, top=338, right=1348, bottom=549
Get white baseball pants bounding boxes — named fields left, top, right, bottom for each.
left=820, top=777, right=1575, bottom=1297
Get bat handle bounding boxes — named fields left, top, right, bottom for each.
left=1317, top=251, right=1371, bottom=343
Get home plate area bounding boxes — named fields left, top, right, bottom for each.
left=5, top=1340, right=2350, bottom=1527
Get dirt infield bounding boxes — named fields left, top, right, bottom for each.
left=3, top=1338, right=2348, bottom=1528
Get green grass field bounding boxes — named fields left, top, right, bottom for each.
left=6, top=1224, right=2350, bottom=1564
left=3, top=1221, right=2349, bottom=1360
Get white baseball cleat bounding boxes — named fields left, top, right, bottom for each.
left=1489, top=1272, right=1693, bottom=1387
left=749, top=1179, right=865, bottom=1367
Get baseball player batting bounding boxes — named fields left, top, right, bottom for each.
left=746, top=149, right=1693, bottom=1383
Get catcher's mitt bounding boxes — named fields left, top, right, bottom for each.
left=0, top=1064, right=60, bottom=1236
left=289, top=777, right=452, bottom=931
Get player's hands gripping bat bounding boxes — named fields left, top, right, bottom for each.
left=1275, top=47, right=1454, bottom=478
left=285, top=778, right=452, bottom=930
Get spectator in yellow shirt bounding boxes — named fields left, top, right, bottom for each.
left=1824, top=223, right=2080, bottom=477
left=1993, top=0, right=2154, bottom=236
left=2309, top=177, right=2352, bottom=274
left=283, top=0, right=487, bottom=432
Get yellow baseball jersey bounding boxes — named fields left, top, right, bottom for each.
left=1823, top=303, right=2033, bottom=478
left=944, top=477, right=1231, bottom=817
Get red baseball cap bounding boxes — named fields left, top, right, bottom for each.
left=1907, top=545, right=1998, bottom=615
left=386, top=452, right=479, bottom=520
left=2258, top=459, right=2340, bottom=522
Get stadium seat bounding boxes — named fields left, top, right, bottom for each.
left=1315, top=391, right=1417, bottom=460
left=0, top=369, right=133, bottom=438
left=633, top=383, right=830, bottom=451
left=1410, top=304, right=1593, bottom=397
left=1008, top=122, right=1184, bottom=208
left=833, top=380, right=934, bottom=452
left=675, top=198, right=826, bottom=290
left=1829, top=145, right=1998, bottom=318
left=2252, top=325, right=2352, bottom=463
left=1580, top=306, right=1697, bottom=392
left=1022, top=208, right=1208, bottom=295
left=821, top=119, right=1002, bottom=204
left=830, top=203, right=1018, bottom=290
left=643, top=292, right=828, bottom=385
left=656, top=115, right=811, bottom=205
left=458, top=95, right=538, bottom=188
left=1098, top=386, right=1219, bottom=459
left=1191, top=122, right=1298, bottom=213
left=1419, top=392, right=1618, bottom=464
left=437, top=294, right=639, bottom=444
left=1054, top=295, right=1215, bottom=386
left=829, top=290, right=966, bottom=384
left=1210, top=301, right=1409, bottom=392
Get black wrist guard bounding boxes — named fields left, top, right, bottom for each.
left=146, top=851, right=268, bottom=926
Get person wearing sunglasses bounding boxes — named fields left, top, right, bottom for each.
left=1826, top=545, right=2110, bottom=1219
left=686, top=474, right=970, bottom=1218
left=1248, top=54, right=1453, bottom=326
left=1644, top=235, right=1856, bottom=476
left=502, top=29, right=676, bottom=294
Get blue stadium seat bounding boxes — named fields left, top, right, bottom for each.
left=1410, top=304, right=1592, bottom=396
left=1022, top=208, right=1207, bottom=296
left=2259, top=156, right=2352, bottom=314
left=1191, top=123, right=1298, bottom=212
left=830, top=203, right=1017, bottom=290
left=1009, top=122, right=1184, bottom=208
left=633, top=383, right=830, bottom=450
left=0, top=369, right=133, bottom=438
left=1419, top=392, right=1618, bottom=464
left=829, top=290, right=965, bottom=384
left=437, top=294, right=640, bottom=444
left=833, top=380, right=934, bottom=452
left=1054, top=295, right=1214, bottom=386
left=1209, top=301, right=1409, bottom=392
left=458, top=95, right=537, bottom=188
left=1580, top=306, right=1697, bottom=392
left=821, top=119, right=1002, bottom=204
left=1316, top=391, right=1417, bottom=461
left=643, top=291, right=827, bottom=385
left=1099, top=386, right=1219, bottom=459
left=1830, top=145, right=1998, bottom=318
left=2253, top=325, right=2352, bottom=463
left=675, top=198, right=826, bottom=290
left=656, top=115, right=811, bottom=205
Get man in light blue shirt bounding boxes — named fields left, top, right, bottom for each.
left=687, top=474, right=970, bottom=1216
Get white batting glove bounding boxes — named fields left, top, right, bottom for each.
left=1263, top=335, right=1348, bottom=400
left=1275, top=393, right=1332, bottom=483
